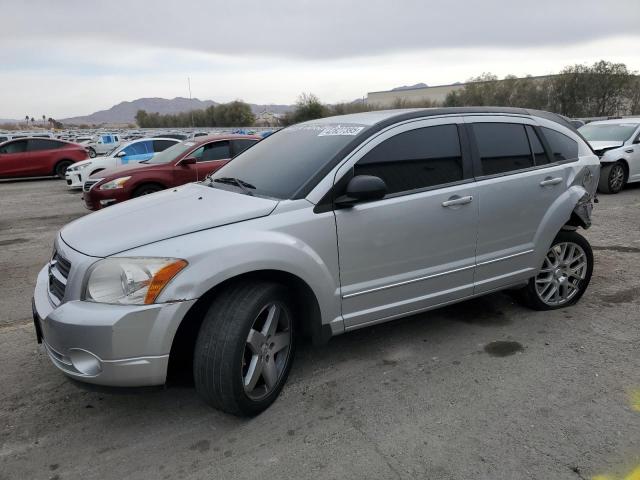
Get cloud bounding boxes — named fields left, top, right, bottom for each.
left=3, top=0, right=640, bottom=59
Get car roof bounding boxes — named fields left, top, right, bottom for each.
left=185, top=133, right=262, bottom=144
left=586, top=118, right=640, bottom=126
left=298, top=106, right=573, bottom=129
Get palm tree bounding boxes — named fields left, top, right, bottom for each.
left=24, top=115, right=29, bottom=127
left=42, top=115, right=46, bottom=128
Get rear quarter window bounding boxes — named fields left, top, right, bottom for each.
left=541, top=127, right=579, bottom=162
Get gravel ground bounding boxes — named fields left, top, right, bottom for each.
left=0, top=178, right=639, bottom=480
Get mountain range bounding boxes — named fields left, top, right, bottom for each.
left=60, top=97, right=294, bottom=125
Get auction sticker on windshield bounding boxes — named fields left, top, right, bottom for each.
left=318, top=125, right=365, bottom=136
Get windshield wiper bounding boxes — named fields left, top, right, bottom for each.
left=212, top=177, right=256, bottom=196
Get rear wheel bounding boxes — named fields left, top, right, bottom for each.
left=517, top=230, right=593, bottom=311
left=54, top=160, right=73, bottom=179
left=193, top=282, right=295, bottom=416
left=133, top=184, right=163, bottom=197
left=598, top=161, right=626, bottom=194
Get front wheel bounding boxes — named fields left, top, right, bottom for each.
left=87, top=147, right=97, bottom=158
left=517, top=230, right=593, bottom=311
left=193, top=282, right=296, bottom=416
left=54, top=160, right=73, bottom=179
left=133, top=184, right=163, bottom=197
left=598, top=161, right=626, bottom=194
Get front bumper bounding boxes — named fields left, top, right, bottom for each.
left=33, top=264, right=197, bottom=387
left=83, top=183, right=130, bottom=210
left=65, top=170, right=86, bottom=189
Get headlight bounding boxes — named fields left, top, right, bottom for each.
left=84, top=257, right=188, bottom=304
left=99, top=176, right=131, bottom=190
left=77, top=163, right=91, bottom=170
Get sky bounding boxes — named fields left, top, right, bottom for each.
left=1, top=0, right=639, bottom=119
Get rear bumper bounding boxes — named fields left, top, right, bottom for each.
left=33, top=265, right=197, bottom=387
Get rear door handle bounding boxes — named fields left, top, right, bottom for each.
left=539, top=177, right=562, bottom=187
left=442, top=195, right=473, bottom=207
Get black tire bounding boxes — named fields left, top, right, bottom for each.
left=87, top=147, right=96, bottom=158
left=193, top=282, right=296, bottom=416
left=132, top=184, right=163, bottom=197
left=517, top=230, right=593, bottom=311
left=598, top=161, right=626, bottom=194
left=54, top=160, right=73, bottom=179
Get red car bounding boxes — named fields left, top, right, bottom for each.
left=0, top=138, right=89, bottom=179
left=83, top=134, right=260, bottom=210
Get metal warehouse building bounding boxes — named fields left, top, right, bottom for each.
left=366, top=75, right=555, bottom=108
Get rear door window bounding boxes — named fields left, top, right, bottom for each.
left=472, top=123, right=534, bottom=175
left=541, top=127, right=579, bottom=162
left=232, top=139, right=258, bottom=156
left=0, top=140, right=28, bottom=154
left=199, top=141, right=231, bottom=162
left=152, top=140, right=177, bottom=152
left=28, top=139, right=63, bottom=151
left=526, top=126, right=549, bottom=165
left=354, top=124, right=464, bottom=195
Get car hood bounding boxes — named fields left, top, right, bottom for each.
left=60, top=183, right=278, bottom=257
left=91, top=162, right=160, bottom=180
left=588, top=140, right=624, bottom=151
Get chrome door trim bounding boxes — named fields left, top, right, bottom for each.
left=476, top=249, right=534, bottom=266
left=342, top=264, right=475, bottom=299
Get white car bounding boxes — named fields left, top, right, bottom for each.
left=65, top=137, right=179, bottom=189
left=579, top=118, right=640, bottom=193
left=82, top=133, right=122, bottom=158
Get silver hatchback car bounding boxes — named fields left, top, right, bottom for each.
left=33, top=107, right=600, bottom=415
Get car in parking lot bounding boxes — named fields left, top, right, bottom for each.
left=33, top=107, right=599, bottom=416
left=82, top=133, right=122, bottom=158
left=0, top=138, right=88, bottom=179
left=82, top=134, right=260, bottom=209
left=65, top=137, right=180, bottom=188
left=579, top=118, right=640, bottom=193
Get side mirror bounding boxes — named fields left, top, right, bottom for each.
left=335, top=175, right=387, bottom=207
left=180, top=157, right=197, bottom=166
left=115, top=151, right=127, bottom=158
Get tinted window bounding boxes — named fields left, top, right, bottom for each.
left=526, top=126, right=548, bottom=165
left=28, top=139, right=63, bottom=151
left=541, top=127, right=578, bottom=162
left=199, top=141, right=230, bottom=161
left=210, top=123, right=368, bottom=199
left=152, top=139, right=177, bottom=152
left=122, top=141, right=149, bottom=156
left=473, top=123, right=533, bottom=175
left=232, top=139, right=257, bottom=156
left=0, top=140, right=28, bottom=154
left=354, top=125, right=463, bottom=195
left=0, top=137, right=8, bottom=143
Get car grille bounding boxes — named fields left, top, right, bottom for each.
left=83, top=179, right=100, bottom=192
left=48, top=249, right=71, bottom=305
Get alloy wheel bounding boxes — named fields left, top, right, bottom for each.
left=534, top=242, right=587, bottom=306
left=242, top=302, right=292, bottom=400
left=609, top=164, right=624, bottom=191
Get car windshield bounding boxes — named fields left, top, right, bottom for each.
left=145, top=141, right=196, bottom=164
left=579, top=123, right=638, bottom=142
left=208, top=123, right=368, bottom=199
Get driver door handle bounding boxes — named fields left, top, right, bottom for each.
left=539, top=177, right=562, bottom=187
left=442, top=195, right=473, bottom=207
